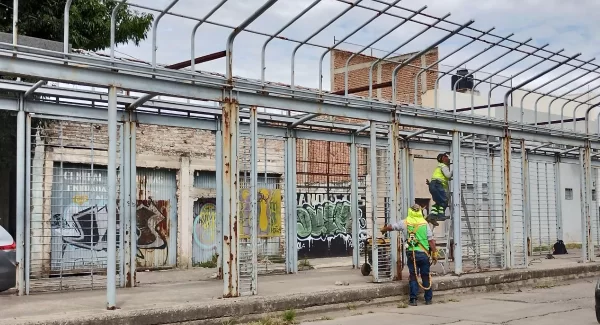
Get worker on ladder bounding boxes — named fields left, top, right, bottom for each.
left=381, top=204, right=438, bottom=306
left=425, top=152, right=452, bottom=227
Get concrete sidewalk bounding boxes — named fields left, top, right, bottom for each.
left=1, top=258, right=599, bottom=325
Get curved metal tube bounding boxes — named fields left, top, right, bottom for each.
left=64, top=0, right=74, bottom=54
left=191, top=0, right=227, bottom=74
left=370, top=13, right=451, bottom=99
left=572, top=93, right=600, bottom=132
left=413, top=29, right=491, bottom=105
left=227, top=0, right=277, bottom=81
left=585, top=102, right=600, bottom=134
left=451, top=36, right=529, bottom=113
left=503, top=53, right=581, bottom=123
left=318, top=0, right=402, bottom=93
left=291, top=0, right=362, bottom=91
left=433, top=29, right=506, bottom=110
left=12, top=0, right=18, bottom=45
left=486, top=49, right=564, bottom=114
left=344, top=6, right=426, bottom=96
left=261, top=0, right=322, bottom=86
left=565, top=84, right=600, bottom=128
left=531, top=58, right=595, bottom=125
left=152, top=0, right=180, bottom=68
left=110, top=0, right=128, bottom=60
left=518, top=54, right=584, bottom=123
left=393, top=20, right=474, bottom=104
left=472, top=44, right=548, bottom=116
left=549, top=70, right=600, bottom=128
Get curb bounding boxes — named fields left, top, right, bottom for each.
left=9, top=263, right=600, bottom=325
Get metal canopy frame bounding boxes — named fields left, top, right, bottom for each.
left=4, top=0, right=600, bottom=309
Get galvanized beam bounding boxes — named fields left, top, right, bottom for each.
left=502, top=133, right=512, bottom=269
left=15, top=96, right=25, bottom=296
left=350, top=133, right=360, bottom=269
left=107, top=86, right=118, bottom=309
left=451, top=131, right=462, bottom=274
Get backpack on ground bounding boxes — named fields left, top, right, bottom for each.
left=552, top=240, right=568, bottom=255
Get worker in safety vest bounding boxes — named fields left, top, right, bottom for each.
left=381, top=204, right=438, bottom=306
left=425, top=153, right=452, bottom=226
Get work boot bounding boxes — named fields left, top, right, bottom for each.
left=425, top=300, right=433, bottom=305
left=409, top=299, right=418, bottom=306
left=426, top=216, right=439, bottom=227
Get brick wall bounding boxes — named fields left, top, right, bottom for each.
left=298, top=48, right=439, bottom=187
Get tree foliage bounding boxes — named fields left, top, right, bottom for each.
left=0, top=0, right=153, bottom=51
left=0, top=0, right=153, bottom=169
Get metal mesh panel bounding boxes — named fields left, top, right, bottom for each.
left=528, top=160, right=558, bottom=256
left=255, top=135, right=285, bottom=274
left=295, top=139, right=354, bottom=260
left=459, top=148, right=504, bottom=272
left=373, top=140, right=392, bottom=282
left=238, top=130, right=256, bottom=296
left=28, top=119, right=123, bottom=292
left=591, top=168, right=600, bottom=254
left=510, top=151, right=526, bottom=268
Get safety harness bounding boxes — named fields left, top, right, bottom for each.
left=406, top=220, right=435, bottom=291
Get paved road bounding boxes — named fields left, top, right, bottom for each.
left=300, top=279, right=599, bottom=325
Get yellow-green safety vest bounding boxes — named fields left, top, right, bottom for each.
left=431, top=162, right=449, bottom=189
left=404, top=208, right=430, bottom=252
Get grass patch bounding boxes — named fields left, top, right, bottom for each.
left=351, top=312, right=363, bottom=316
left=194, top=253, right=218, bottom=268
left=447, top=298, right=460, bottom=302
left=346, top=303, right=357, bottom=310
left=397, top=302, right=408, bottom=308
left=533, top=282, right=555, bottom=289
left=566, top=243, right=582, bottom=249
left=282, top=309, right=296, bottom=323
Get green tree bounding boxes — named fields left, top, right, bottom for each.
left=0, top=0, right=153, bottom=169
left=0, top=0, right=153, bottom=51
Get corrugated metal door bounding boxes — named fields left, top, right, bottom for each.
left=136, top=168, right=177, bottom=268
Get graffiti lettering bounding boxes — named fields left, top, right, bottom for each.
left=239, top=188, right=282, bottom=238
left=296, top=193, right=367, bottom=258
left=193, top=200, right=217, bottom=250
left=136, top=199, right=170, bottom=261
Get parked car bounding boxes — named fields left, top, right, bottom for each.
left=0, top=225, right=16, bottom=292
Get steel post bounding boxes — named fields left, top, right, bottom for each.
left=16, top=96, right=25, bottom=296
left=24, top=112, right=31, bottom=295
left=118, top=124, right=125, bottom=287
left=63, top=0, right=74, bottom=54
left=369, top=121, right=379, bottom=281
left=284, top=132, right=293, bottom=273
left=350, top=134, right=360, bottom=268
left=107, top=86, right=118, bottom=309
left=451, top=131, right=462, bottom=275
left=122, top=119, right=131, bottom=287
left=249, top=106, right=258, bottom=295
left=222, top=98, right=240, bottom=297
left=521, top=141, right=530, bottom=267
left=216, top=119, right=224, bottom=278
left=582, top=144, right=594, bottom=262
left=389, top=122, right=400, bottom=280
left=128, top=113, right=137, bottom=288
left=501, top=133, right=512, bottom=269
left=554, top=155, right=563, bottom=242
left=291, top=134, right=298, bottom=273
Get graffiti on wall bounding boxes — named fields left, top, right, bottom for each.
left=296, top=193, right=366, bottom=258
left=193, top=198, right=217, bottom=255
left=239, top=188, right=282, bottom=238
left=135, top=199, right=170, bottom=262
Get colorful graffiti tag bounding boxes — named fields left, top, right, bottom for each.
left=193, top=198, right=217, bottom=253
left=296, top=193, right=367, bottom=258
left=239, top=188, right=282, bottom=238
left=135, top=199, right=170, bottom=263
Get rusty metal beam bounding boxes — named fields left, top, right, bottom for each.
left=166, top=50, right=226, bottom=70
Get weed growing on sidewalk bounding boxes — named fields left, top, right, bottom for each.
left=346, top=303, right=357, bottom=310
left=282, top=309, right=296, bottom=323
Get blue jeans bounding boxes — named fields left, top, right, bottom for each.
left=406, top=250, right=432, bottom=302
left=428, top=180, right=448, bottom=221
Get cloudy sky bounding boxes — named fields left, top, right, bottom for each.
left=107, top=0, right=599, bottom=99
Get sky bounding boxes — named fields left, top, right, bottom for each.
left=104, top=0, right=600, bottom=100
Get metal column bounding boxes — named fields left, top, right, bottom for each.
left=122, top=119, right=131, bottom=288
left=129, top=111, right=137, bottom=288
left=581, top=144, right=594, bottom=262
left=16, top=96, right=25, bottom=296
left=350, top=134, right=360, bottom=268
left=502, top=133, right=512, bottom=269
left=554, top=155, right=563, bottom=241
left=215, top=119, right=224, bottom=278
left=118, top=123, right=125, bottom=287
left=451, top=131, right=462, bottom=274
left=521, top=141, right=530, bottom=267
left=222, top=98, right=240, bottom=297
left=249, top=107, right=258, bottom=295
left=106, top=86, right=118, bottom=309
left=284, top=130, right=298, bottom=274
left=390, top=122, right=400, bottom=280
left=24, top=113, right=31, bottom=295
left=369, top=121, right=379, bottom=281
